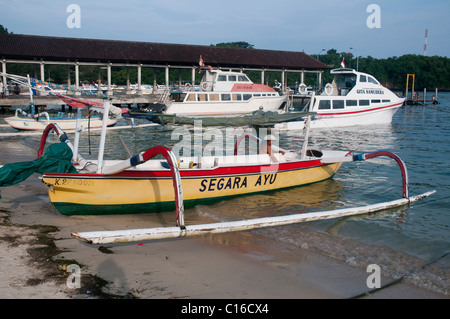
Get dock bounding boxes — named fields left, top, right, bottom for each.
left=0, top=93, right=162, bottom=111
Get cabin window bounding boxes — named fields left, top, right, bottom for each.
left=210, top=94, right=220, bottom=101
left=232, top=94, right=242, bottom=101
left=359, top=100, right=370, bottom=106
left=333, top=100, right=345, bottom=109
left=368, top=77, right=379, bottom=85
left=221, top=94, right=231, bottom=101
left=228, top=75, right=236, bottom=81
left=238, top=75, right=250, bottom=82
left=217, top=75, right=227, bottom=81
left=198, top=94, right=208, bottom=102
left=372, top=100, right=381, bottom=103
left=360, top=75, right=367, bottom=82
left=186, top=94, right=196, bottom=102
left=346, top=100, right=358, bottom=106
left=318, top=100, right=331, bottom=109
left=382, top=99, right=391, bottom=103
left=254, top=94, right=261, bottom=97
left=171, top=93, right=186, bottom=102
left=335, top=74, right=356, bottom=91
left=243, top=94, right=252, bottom=100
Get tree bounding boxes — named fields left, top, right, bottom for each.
left=310, top=49, right=450, bottom=90
left=0, top=24, right=11, bottom=34
left=211, top=41, right=254, bottom=49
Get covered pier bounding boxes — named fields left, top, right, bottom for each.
left=0, top=33, right=330, bottom=109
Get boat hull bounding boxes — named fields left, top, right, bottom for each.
left=164, top=96, right=286, bottom=117
left=276, top=101, right=403, bottom=130
left=42, top=158, right=342, bottom=216
left=4, top=116, right=117, bottom=131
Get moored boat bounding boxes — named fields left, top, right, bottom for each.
left=37, top=104, right=348, bottom=216
left=4, top=107, right=117, bottom=131
left=42, top=143, right=348, bottom=216
left=276, top=68, right=405, bottom=130
left=150, top=66, right=287, bottom=117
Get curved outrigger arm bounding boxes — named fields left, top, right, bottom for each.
left=322, top=150, right=409, bottom=199
left=37, top=123, right=92, bottom=170
left=38, top=123, right=75, bottom=158
left=101, top=146, right=185, bottom=228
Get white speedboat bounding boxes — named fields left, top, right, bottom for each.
left=276, top=68, right=405, bottom=130
left=159, top=68, right=287, bottom=117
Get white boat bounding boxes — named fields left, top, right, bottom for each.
left=37, top=85, right=67, bottom=96
left=0, top=73, right=122, bottom=131
left=276, top=68, right=405, bottom=130
left=128, top=84, right=154, bottom=94
left=4, top=107, right=118, bottom=131
left=159, top=68, right=287, bottom=117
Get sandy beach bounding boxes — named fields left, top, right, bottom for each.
left=0, top=137, right=446, bottom=301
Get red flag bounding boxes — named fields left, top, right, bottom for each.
left=341, top=58, right=345, bottom=68
left=55, top=94, right=103, bottom=109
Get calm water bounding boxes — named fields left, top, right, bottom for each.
left=1, top=93, right=449, bottom=295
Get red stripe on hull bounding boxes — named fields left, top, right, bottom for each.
left=44, top=159, right=323, bottom=179
left=317, top=102, right=403, bottom=116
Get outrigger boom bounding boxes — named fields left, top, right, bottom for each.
left=72, top=191, right=435, bottom=245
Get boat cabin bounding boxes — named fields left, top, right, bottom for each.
left=324, top=68, right=381, bottom=96
left=170, top=69, right=279, bottom=103
left=200, top=69, right=253, bottom=92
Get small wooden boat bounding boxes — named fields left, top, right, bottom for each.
left=1, top=71, right=120, bottom=131
left=39, top=102, right=348, bottom=216
left=4, top=107, right=117, bottom=131
left=42, top=146, right=348, bottom=216
left=37, top=99, right=420, bottom=219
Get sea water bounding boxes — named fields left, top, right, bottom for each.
left=0, top=93, right=448, bottom=295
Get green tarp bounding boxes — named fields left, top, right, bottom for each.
left=150, top=110, right=316, bottom=127
left=0, top=142, right=77, bottom=199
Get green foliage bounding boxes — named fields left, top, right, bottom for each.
left=313, top=49, right=450, bottom=90
left=0, top=24, right=10, bottom=34
left=211, top=41, right=254, bottom=49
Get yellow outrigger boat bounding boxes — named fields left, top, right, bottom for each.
left=42, top=140, right=347, bottom=216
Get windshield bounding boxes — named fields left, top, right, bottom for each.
left=335, top=74, right=356, bottom=90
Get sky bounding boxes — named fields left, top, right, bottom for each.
left=0, top=0, right=449, bottom=59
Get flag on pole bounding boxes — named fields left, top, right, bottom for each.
left=198, top=55, right=205, bottom=71
left=341, top=58, right=345, bottom=68
left=198, top=55, right=213, bottom=71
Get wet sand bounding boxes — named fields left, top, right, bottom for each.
left=0, top=138, right=446, bottom=301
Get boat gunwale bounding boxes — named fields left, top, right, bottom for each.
left=41, top=157, right=330, bottom=179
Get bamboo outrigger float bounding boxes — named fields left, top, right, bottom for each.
left=72, top=191, right=435, bottom=245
